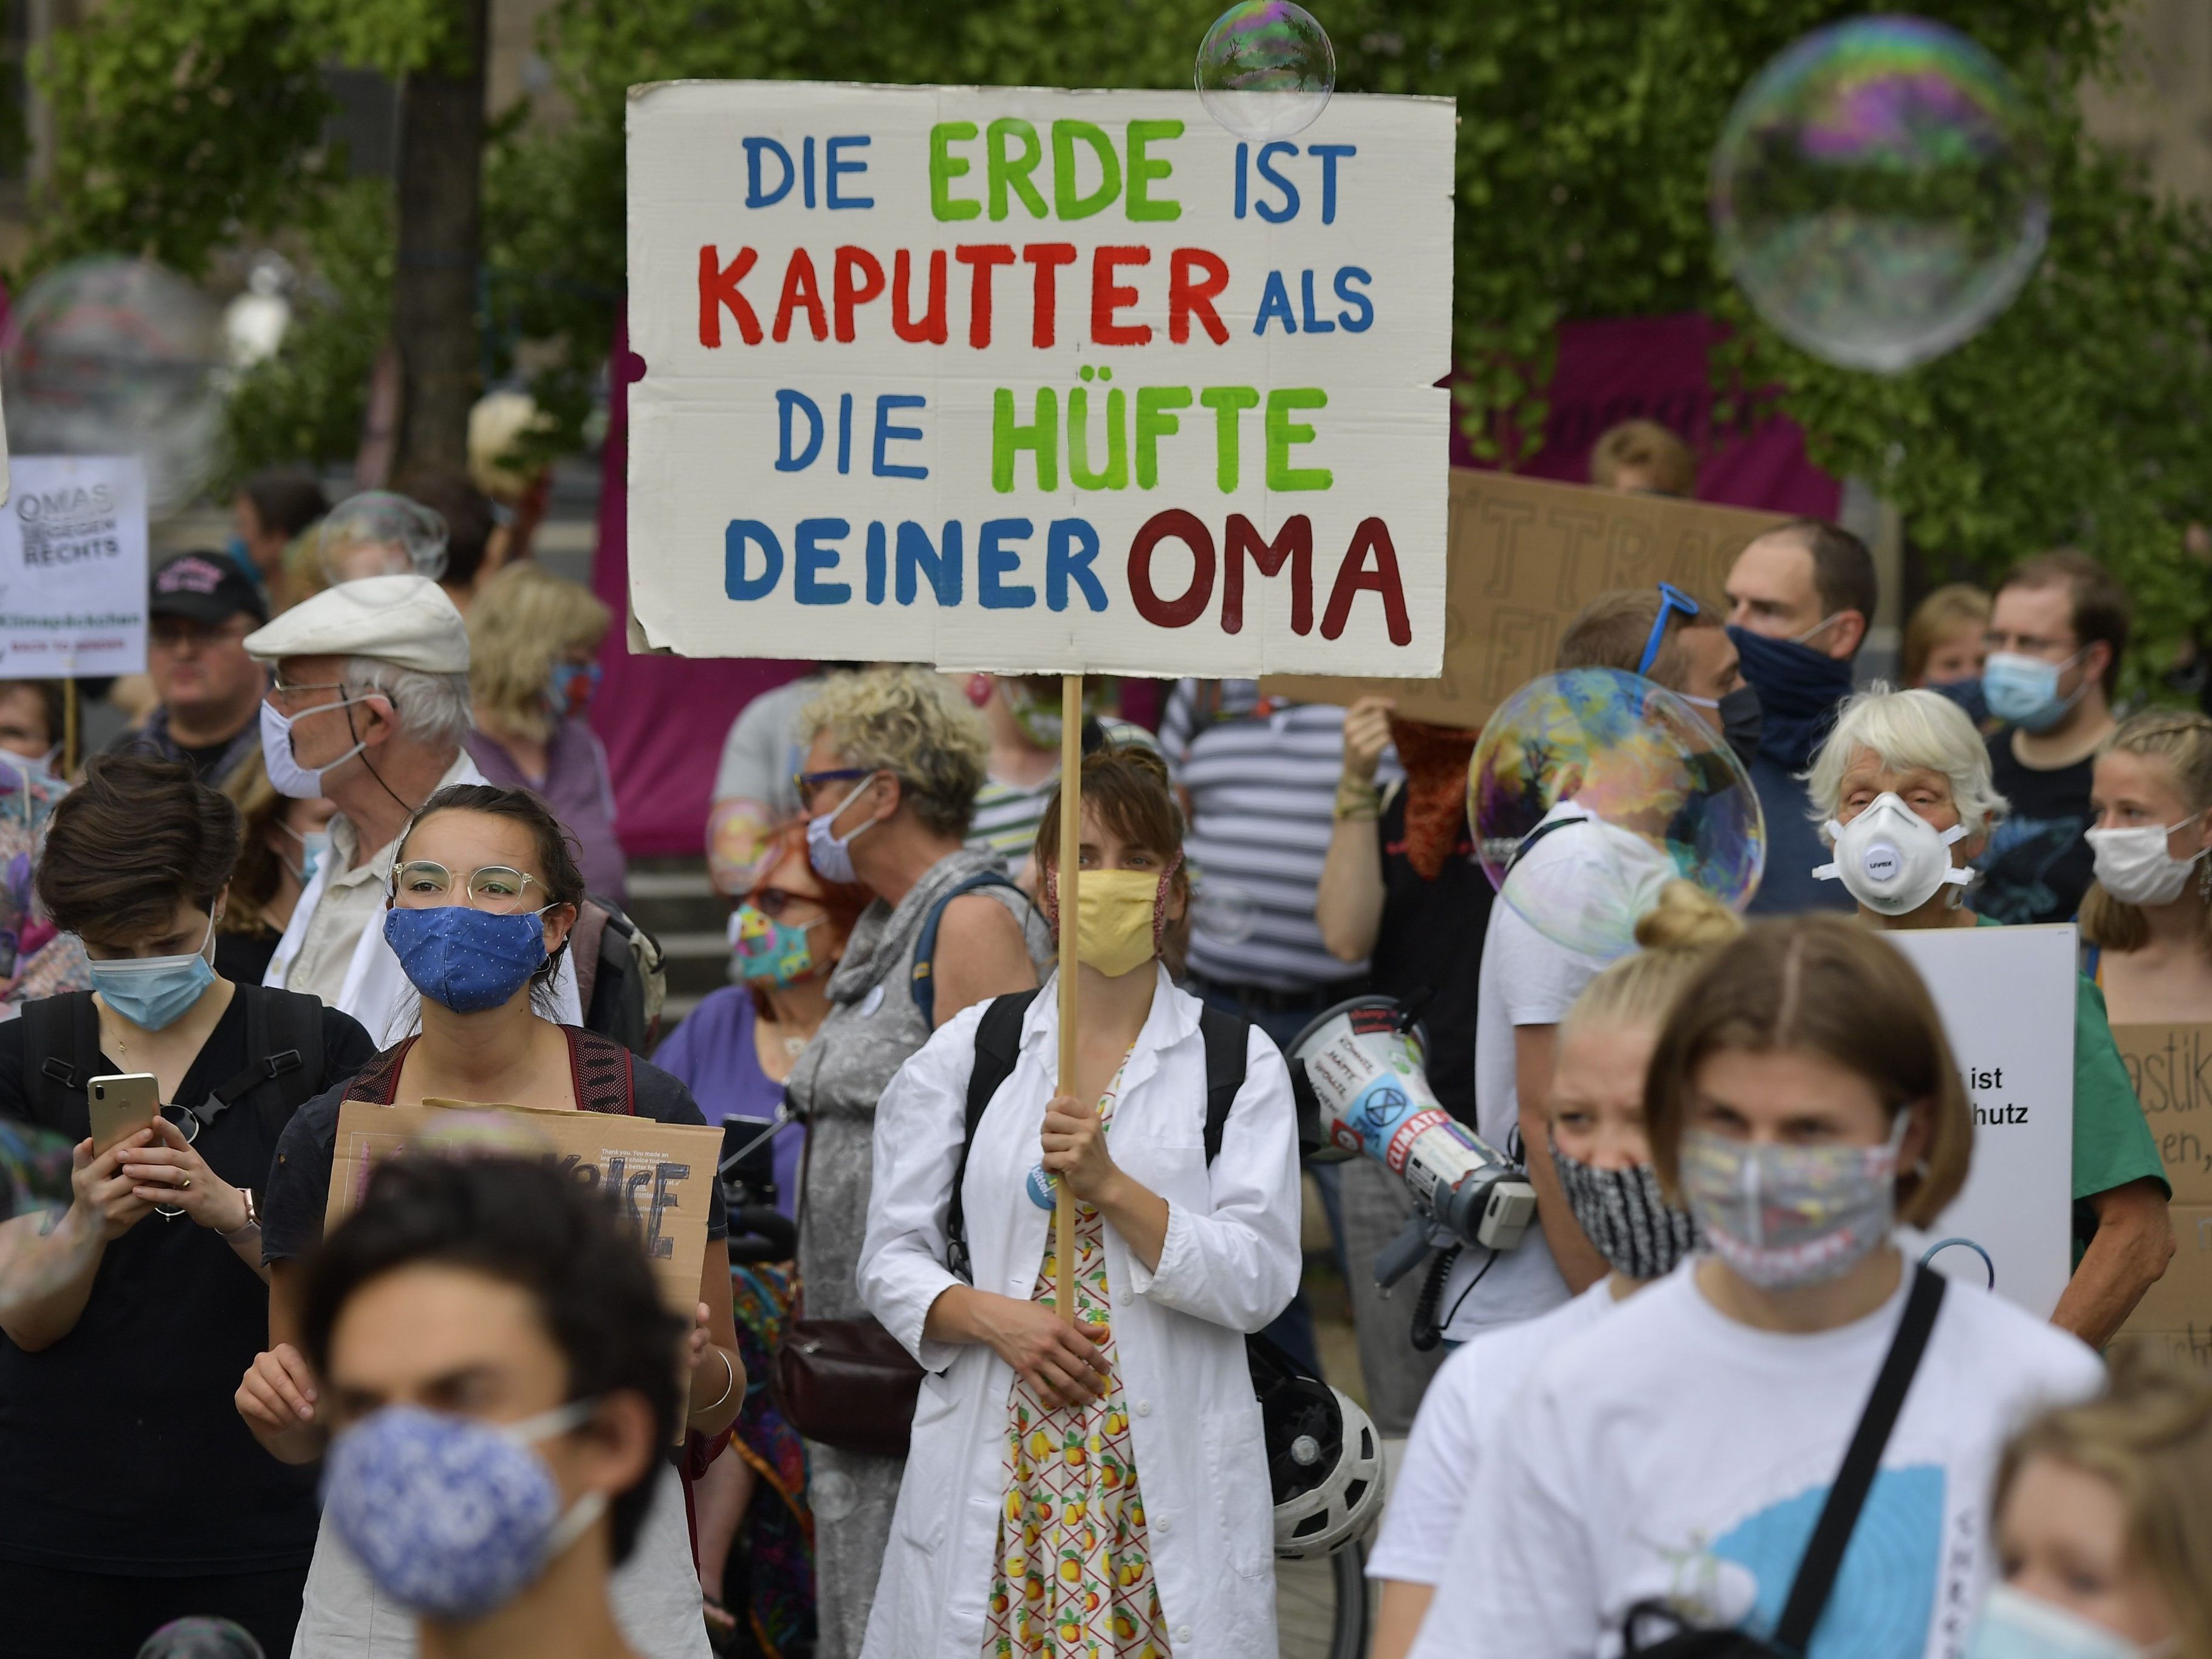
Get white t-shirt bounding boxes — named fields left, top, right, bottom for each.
left=1368, top=1279, right=1616, bottom=1585
left=1410, top=1254, right=2105, bottom=1659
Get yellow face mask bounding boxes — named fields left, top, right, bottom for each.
left=1072, top=868, right=1165, bottom=978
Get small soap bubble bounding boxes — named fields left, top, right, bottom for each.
left=1195, top=1, right=1336, bottom=143
left=313, top=490, right=450, bottom=589
left=1192, top=877, right=1258, bottom=944
left=1468, top=669, right=1766, bottom=960
left=1710, top=15, right=2048, bottom=374
left=137, top=1618, right=265, bottom=1659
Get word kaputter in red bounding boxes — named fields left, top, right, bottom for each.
left=697, top=244, right=1231, bottom=349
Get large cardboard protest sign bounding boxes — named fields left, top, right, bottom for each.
left=2112, top=1024, right=2212, bottom=1364
left=326, top=1100, right=721, bottom=1315
left=1887, top=925, right=2077, bottom=1319
left=625, top=82, right=1455, bottom=676
left=0, top=455, right=146, bottom=679
left=1266, top=469, right=1790, bottom=724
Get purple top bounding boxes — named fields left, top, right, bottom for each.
left=465, top=717, right=628, bottom=905
left=651, top=986, right=803, bottom=1217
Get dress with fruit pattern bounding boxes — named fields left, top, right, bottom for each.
left=979, top=1061, right=1168, bottom=1659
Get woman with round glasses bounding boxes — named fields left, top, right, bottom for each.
left=0, top=753, right=376, bottom=1657
left=242, top=782, right=739, bottom=1659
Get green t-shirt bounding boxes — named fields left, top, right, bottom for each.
left=1973, top=915, right=2169, bottom=1213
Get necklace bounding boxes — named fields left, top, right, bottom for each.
left=782, top=1033, right=810, bottom=1058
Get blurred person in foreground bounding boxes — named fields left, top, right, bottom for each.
left=1969, top=1347, right=2212, bottom=1659
left=784, top=666, right=1047, bottom=1659
left=1979, top=552, right=2128, bottom=927
left=245, top=574, right=580, bottom=1043
left=464, top=562, right=625, bottom=905
left=1315, top=694, right=1493, bottom=1428
left=2081, top=711, right=2212, bottom=1025
left=232, top=470, right=330, bottom=600
left=106, top=554, right=270, bottom=788
left=1725, top=516, right=1877, bottom=914
left=297, top=1154, right=689, bottom=1659
left=0, top=754, right=374, bottom=1658
left=1807, top=687, right=2171, bottom=1344
left=239, top=783, right=734, bottom=1659
left=1588, top=418, right=1696, bottom=497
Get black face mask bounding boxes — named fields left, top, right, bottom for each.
left=1549, top=1138, right=1700, bottom=1282
left=1714, top=683, right=1764, bottom=767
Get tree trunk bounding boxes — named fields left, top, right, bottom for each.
left=390, top=0, right=488, bottom=484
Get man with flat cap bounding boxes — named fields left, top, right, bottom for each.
left=244, top=573, right=580, bottom=1043
left=106, top=552, right=270, bottom=786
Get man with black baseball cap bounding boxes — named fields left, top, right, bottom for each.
left=105, top=552, right=270, bottom=785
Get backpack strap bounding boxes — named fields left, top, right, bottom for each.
left=567, top=1027, right=637, bottom=1116
left=185, top=986, right=327, bottom=1140
left=346, top=1036, right=417, bottom=1107
left=21, top=993, right=100, bottom=1131
left=1504, top=813, right=1587, bottom=881
left=945, top=989, right=1041, bottom=1282
left=1771, top=1264, right=1948, bottom=1653
left=909, top=871, right=1026, bottom=1025
left=1197, top=1005, right=1252, bottom=1166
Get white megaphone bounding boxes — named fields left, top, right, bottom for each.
left=1286, top=996, right=1537, bottom=1288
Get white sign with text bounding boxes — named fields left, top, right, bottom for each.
left=1889, top=923, right=2077, bottom=1318
left=0, top=454, right=146, bottom=678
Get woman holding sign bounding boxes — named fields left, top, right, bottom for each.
left=1803, top=688, right=2171, bottom=1348
left=2081, top=710, right=2212, bottom=1024
left=858, top=744, right=1303, bottom=1659
left=0, top=754, right=375, bottom=1658
left=239, top=783, right=738, bottom=1659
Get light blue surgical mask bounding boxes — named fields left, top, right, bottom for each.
left=1964, top=1583, right=2171, bottom=1659
left=805, top=778, right=882, bottom=886
left=1984, top=650, right=2087, bottom=733
left=87, top=914, right=219, bottom=1031
left=278, top=820, right=332, bottom=887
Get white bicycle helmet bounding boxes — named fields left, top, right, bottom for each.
left=1248, top=1326, right=1388, bottom=1562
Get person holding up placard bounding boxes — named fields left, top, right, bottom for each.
left=240, top=784, right=738, bottom=1659
left=2080, top=711, right=2212, bottom=1025
left=1806, top=688, right=2173, bottom=1344
left=1414, top=916, right=2104, bottom=1659
left=858, top=744, right=1301, bottom=1659
left=1368, top=881, right=1737, bottom=1659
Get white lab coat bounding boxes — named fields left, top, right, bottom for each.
left=264, top=753, right=581, bottom=1044
left=858, top=967, right=1301, bottom=1659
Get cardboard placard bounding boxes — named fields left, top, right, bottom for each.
left=2112, top=1023, right=2212, bottom=1206
left=1264, top=469, right=1790, bottom=726
left=325, top=1099, right=722, bottom=1315
left=1886, top=925, right=2079, bottom=1319
left=0, top=455, right=147, bottom=678
left=2117, top=1203, right=2212, bottom=1350
left=625, top=82, right=1455, bottom=677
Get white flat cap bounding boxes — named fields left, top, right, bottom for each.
left=244, top=575, right=470, bottom=674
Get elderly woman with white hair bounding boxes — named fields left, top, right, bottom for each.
left=1805, top=686, right=2171, bottom=1345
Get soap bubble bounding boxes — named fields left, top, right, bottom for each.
left=1195, top=1, right=1335, bottom=142
left=1192, top=875, right=1258, bottom=943
left=2, top=255, right=224, bottom=514
left=136, top=1618, right=265, bottom=1659
left=1710, top=15, right=2048, bottom=374
left=1469, top=668, right=1765, bottom=960
left=0, top=1115, right=74, bottom=1223
left=312, top=490, right=450, bottom=587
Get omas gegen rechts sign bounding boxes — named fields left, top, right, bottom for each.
left=625, top=81, right=1456, bottom=675
left=0, top=456, right=148, bottom=679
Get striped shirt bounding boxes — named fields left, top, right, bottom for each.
left=967, top=717, right=1159, bottom=869
left=1162, top=680, right=1382, bottom=993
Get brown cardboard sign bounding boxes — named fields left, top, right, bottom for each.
left=2118, top=1202, right=2212, bottom=1341
left=2112, top=1024, right=2212, bottom=1207
left=324, top=1098, right=721, bottom=1315
left=1264, top=469, right=1790, bottom=727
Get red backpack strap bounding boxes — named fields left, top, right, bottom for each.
left=564, top=1026, right=636, bottom=1116
left=348, top=1036, right=418, bottom=1106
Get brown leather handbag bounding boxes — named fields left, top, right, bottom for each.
left=773, top=1315, right=924, bottom=1458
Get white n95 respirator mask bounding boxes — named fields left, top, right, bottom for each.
left=1813, top=792, right=1973, bottom=916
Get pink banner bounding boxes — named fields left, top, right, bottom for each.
left=1451, top=313, right=1840, bottom=519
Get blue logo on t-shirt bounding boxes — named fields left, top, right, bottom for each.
left=1710, top=1465, right=1944, bottom=1658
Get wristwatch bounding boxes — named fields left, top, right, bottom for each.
left=216, top=1185, right=259, bottom=1238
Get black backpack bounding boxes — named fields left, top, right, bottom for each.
left=21, top=985, right=327, bottom=1141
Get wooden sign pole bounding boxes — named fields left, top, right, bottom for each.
left=1054, top=672, right=1081, bottom=1324
left=61, top=679, right=77, bottom=778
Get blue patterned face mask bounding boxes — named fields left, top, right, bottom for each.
left=383, top=905, right=550, bottom=1014
left=323, top=1401, right=604, bottom=1621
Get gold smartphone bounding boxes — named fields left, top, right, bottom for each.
left=87, top=1073, right=160, bottom=1155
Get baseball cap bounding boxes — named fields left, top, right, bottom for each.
left=243, top=575, right=470, bottom=675
left=149, top=554, right=270, bottom=628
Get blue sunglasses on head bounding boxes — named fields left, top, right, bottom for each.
left=1637, top=583, right=1701, bottom=678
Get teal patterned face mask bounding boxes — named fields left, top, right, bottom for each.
left=728, top=904, right=820, bottom=987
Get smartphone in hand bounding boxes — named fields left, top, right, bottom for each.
left=87, top=1073, right=160, bottom=1156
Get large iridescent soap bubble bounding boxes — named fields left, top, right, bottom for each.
left=1470, top=668, right=1766, bottom=960
left=1195, top=1, right=1335, bottom=142
left=2, top=255, right=224, bottom=514
left=135, top=1618, right=265, bottom=1659
left=1710, top=15, right=2049, bottom=374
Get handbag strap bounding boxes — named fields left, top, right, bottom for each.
left=1772, top=1263, right=1947, bottom=1653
